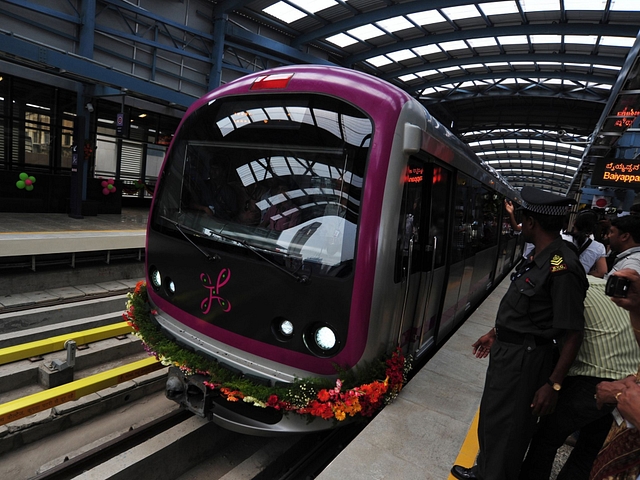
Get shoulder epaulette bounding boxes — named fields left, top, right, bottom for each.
left=549, top=251, right=568, bottom=273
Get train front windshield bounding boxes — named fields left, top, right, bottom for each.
left=152, top=94, right=372, bottom=278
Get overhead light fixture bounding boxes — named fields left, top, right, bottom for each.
left=85, top=103, right=94, bottom=113
left=138, top=113, right=147, bottom=118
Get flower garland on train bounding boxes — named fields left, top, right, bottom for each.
left=123, top=281, right=412, bottom=422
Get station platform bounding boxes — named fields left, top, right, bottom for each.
left=317, top=276, right=509, bottom=480
left=0, top=207, right=149, bottom=257
left=0, top=207, right=149, bottom=306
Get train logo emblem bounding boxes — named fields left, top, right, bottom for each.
left=200, top=269, right=231, bottom=314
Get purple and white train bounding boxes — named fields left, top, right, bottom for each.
left=145, top=65, right=521, bottom=434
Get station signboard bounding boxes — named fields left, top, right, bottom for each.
left=591, top=157, right=640, bottom=188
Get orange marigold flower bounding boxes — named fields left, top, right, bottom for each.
left=317, top=389, right=330, bottom=402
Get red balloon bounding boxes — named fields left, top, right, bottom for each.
left=102, top=188, right=110, bottom=195
left=101, top=180, right=108, bottom=187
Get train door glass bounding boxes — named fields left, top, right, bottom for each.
left=415, top=164, right=450, bottom=355
left=439, top=172, right=473, bottom=337
left=395, top=159, right=451, bottom=357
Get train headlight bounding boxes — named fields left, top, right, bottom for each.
left=166, top=277, right=176, bottom=295
left=304, top=323, right=340, bottom=356
left=272, top=317, right=294, bottom=341
left=150, top=267, right=162, bottom=290
left=279, top=320, right=294, bottom=337
left=315, top=327, right=336, bottom=351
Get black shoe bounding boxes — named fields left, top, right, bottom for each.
left=451, top=465, right=478, bottom=480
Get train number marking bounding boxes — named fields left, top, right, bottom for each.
left=200, top=269, right=232, bottom=314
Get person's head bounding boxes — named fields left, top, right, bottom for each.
left=571, top=210, right=598, bottom=245
left=630, top=203, right=640, bottom=216
left=609, top=215, right=640, bottom=253
left=518, top=186, right=574, bottom=243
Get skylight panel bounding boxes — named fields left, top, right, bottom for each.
left=377, top=16, right=414, bottom=33
left=387, top=49, right=417, bottom=62
left=442, top=4, right=481, bottom=20
left=465, top=64, right=486, bottom=69
left=611, top=0, right=640, bottom=11
left=564, top=0, right=606, bottom=10
left=439, top=66, right=462, bottom=73
left=414, top=44, right=442, bottom=56
left=485, top=62, right=510, bottom=67
left=530, top=35, right=562, bottom=44
left=468, top=37, right=498, bottom=48
left=326, top=33, right=358, bottom=47
left=600, top=36, right=636, bottom=47
left=366, top=55, right=393, bottom=67
left=565, top=35, right=598, bottom=46
left=408, top=10, right=447, bottom=25
left=263, top=2, right=306, bottom=23
left=399, top=73, right=419, bottom=82
left=347, top=24, right=386, bottom=41
left=439, top=40, right=468, bottom=51
left=416, top=69, right=440, bottom=77
left=479, top=1, right=520, bottom=16
left=520, top=0, right=559, bottom=12
left=289, top=0, right=337, bottom=14
left=593, top=64, right=621, bottom=70
left=498, top=35, right=529, bottom=46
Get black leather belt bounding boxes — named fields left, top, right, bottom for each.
left=496, top=327, right=555, bottom=346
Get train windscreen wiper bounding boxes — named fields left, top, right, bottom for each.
left=205, top=227, right=310, bottom=285
left=161, top=217, right=221, bottom=262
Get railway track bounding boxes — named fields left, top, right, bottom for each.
left=0, top=284, right=364, bottom=479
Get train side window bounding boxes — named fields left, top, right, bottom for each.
left=475, top=186, right=502, bottom=252
left=428, top=165, right=449, bottom=269
left=394, top=160, right=423, bottom=282
left=452, top=173, right=472, bottom=262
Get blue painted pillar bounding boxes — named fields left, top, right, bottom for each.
left=69, top=0, right=96, bottom=218
left=79, top=0, right=96, bottom=59
left=209, top=14, right=227, bottom=91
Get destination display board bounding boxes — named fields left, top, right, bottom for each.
left=591, top=157, right=640, bottom=188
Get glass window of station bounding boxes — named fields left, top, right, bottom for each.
left=0, top=73, right=180, bottom=198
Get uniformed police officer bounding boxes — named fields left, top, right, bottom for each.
left=451, top=186, right=588, bottom=480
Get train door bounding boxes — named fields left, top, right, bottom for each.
left=395, top=158, right=452, bottom=358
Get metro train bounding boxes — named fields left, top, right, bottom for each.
left=140, top=65, right=523, bottom=435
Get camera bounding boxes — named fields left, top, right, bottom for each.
left=605, top=275, right=630, bottom=298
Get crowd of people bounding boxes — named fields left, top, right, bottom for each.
left=451, top=187, right=640, bottom=480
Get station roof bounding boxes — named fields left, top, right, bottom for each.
left=217, top=0, right=640, bottom=196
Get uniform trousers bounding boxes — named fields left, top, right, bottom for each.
left=475, top=337, right=556, bottom=480
left=519, top=375, right=614, bottom=480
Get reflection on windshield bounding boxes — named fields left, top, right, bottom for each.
left=152, top=94, right=371, bottom=278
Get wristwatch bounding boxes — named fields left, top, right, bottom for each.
left=547, top=379, right=562, bottom=391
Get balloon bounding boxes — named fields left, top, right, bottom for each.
left=101, top=180, right=108, bottom=187
left=107, top=183, right=114, bottom=190
left=111, top=186, right=116, bottom=193
left=16, top=172, right=36, bottom=191
left=102, top=188, right=110, bottom=195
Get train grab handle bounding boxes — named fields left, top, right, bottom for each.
left=398, top=236, right=415, bottom=346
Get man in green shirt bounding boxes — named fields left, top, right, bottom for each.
left=519, top=276, right=640, bottom=479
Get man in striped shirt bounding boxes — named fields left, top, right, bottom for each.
left=519, top=276, right=640, bottom=479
